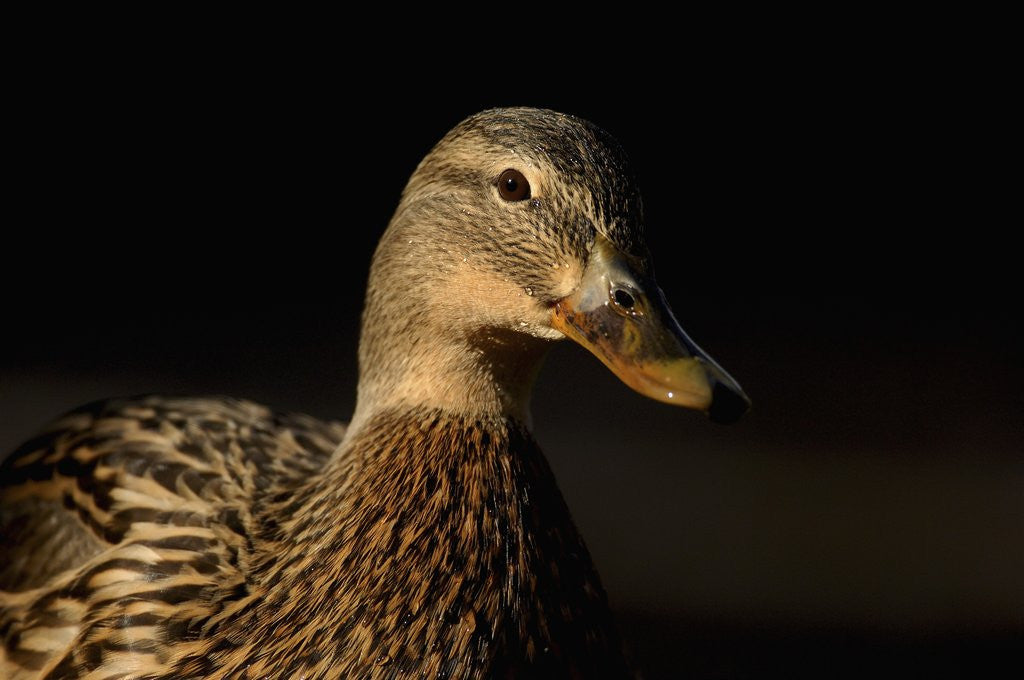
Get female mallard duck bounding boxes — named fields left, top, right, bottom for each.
left=0, top=107, right=748, bottom=679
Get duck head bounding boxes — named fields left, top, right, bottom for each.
left=353, top=107, right=749, bottom=428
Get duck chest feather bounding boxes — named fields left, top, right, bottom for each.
left=1, top=398, right=634, bottom=679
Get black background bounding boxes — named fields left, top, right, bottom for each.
left=2, top=36, right=1020, bottom=679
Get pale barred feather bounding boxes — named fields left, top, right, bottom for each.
left=1, top=396, right=345, bottom=678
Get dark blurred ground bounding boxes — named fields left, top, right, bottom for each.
left=2, top=42, right=1020, bottom=678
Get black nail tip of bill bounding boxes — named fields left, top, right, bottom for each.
left=707, top=382, right=751, bottom=425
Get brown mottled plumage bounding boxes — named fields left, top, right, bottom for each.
left=1, top=108, right=748, bottom=678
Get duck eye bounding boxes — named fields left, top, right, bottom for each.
left=497, top=169, right=530, bottom=201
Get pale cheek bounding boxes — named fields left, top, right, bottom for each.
left=549, top=260, right=585, bottom=300
left=526, top=325, right=565, bottom=341
left=433, top=264, right=532, bottom=326
left=427, top=250, right=585, bottom=336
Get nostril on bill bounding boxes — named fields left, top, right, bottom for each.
left=613, top=289, right=635, bottom=309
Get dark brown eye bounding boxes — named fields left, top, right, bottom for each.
left=497, top=169, right=530, bottom=201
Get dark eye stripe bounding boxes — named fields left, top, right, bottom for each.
left=497, top=169, right=530, bottom=201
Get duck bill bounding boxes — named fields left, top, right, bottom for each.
left=550, top=237, right=751, bottom=423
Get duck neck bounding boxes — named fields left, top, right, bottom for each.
left=349, top=322, right=552, bottom=435
left=242, top=408, right=627, bottom=678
